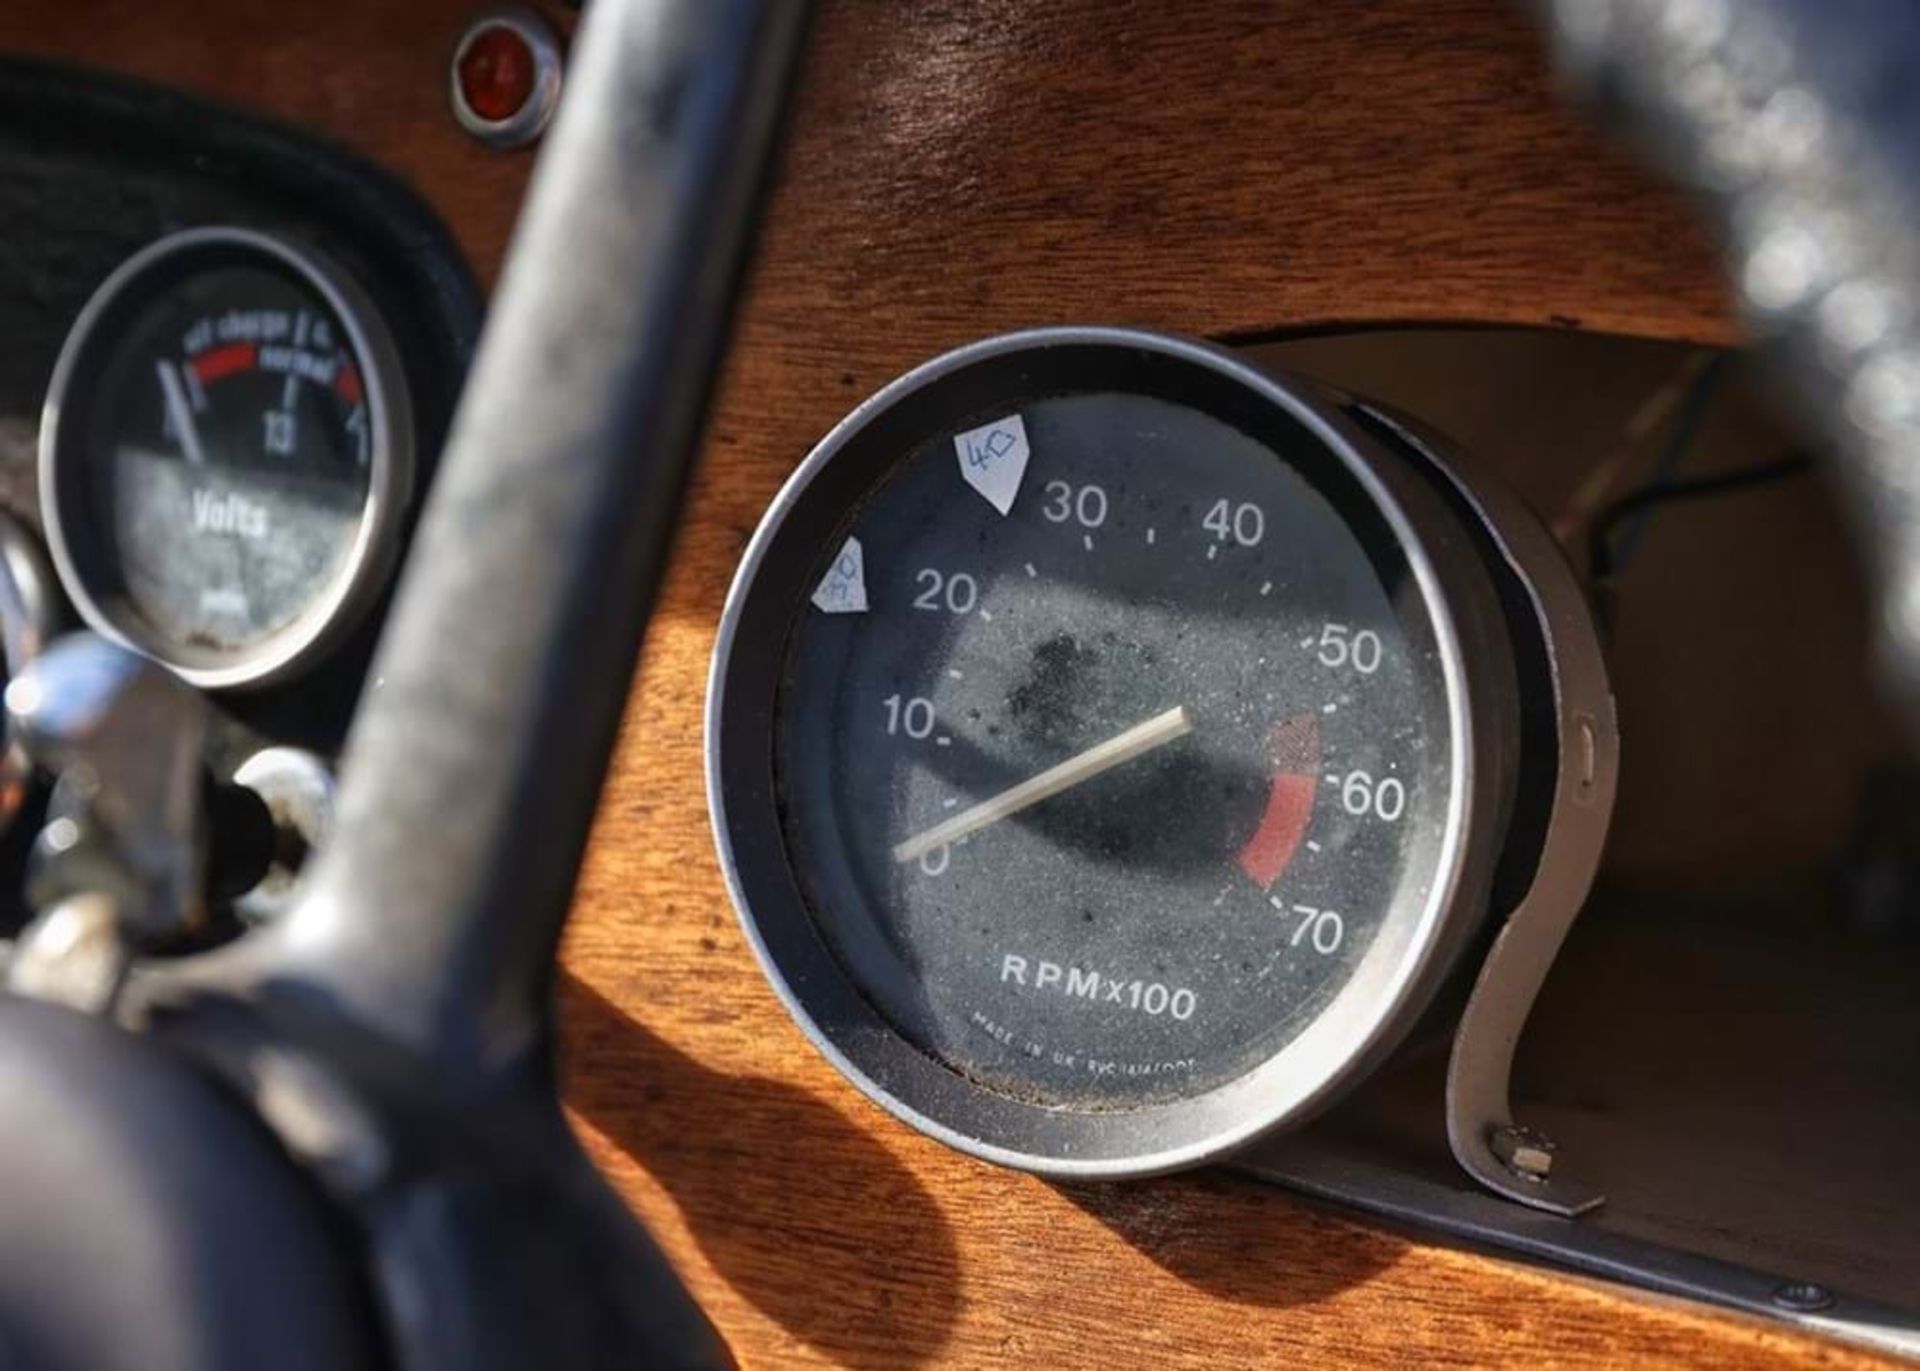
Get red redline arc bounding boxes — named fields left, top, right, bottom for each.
left=1236, top=713, right=1321, bottom=890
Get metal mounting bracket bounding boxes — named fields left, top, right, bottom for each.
left=1364, top=407, right=1620, bottom=1218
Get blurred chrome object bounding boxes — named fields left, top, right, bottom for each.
left=6, top=635, right=208, bottom=958
left=230, top=746, right=336, bottom=924
left=0, top=509, right=56, bottom=837
left=1536, top=0, right=1920, bottom=736
left=4, top=891, right=124, bottom=1013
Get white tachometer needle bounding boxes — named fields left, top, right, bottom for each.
left=891, top=705, right=1194, bottom=864
left=156, top=360, right=209, bottom=467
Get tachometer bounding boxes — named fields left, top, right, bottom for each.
left=40, top=227, right=413, bottom=689
left=709, top=329, right=1594, bottom=1176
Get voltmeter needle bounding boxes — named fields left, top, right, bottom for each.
left=156, top=360, right=209, bottom=467
left=891, top=705, right=1193, bottom=863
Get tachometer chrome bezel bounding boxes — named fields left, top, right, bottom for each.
left=707, top=327, right=1520, bottom=1178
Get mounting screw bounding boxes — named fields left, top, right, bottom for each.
left=1770, top=1281, right=1835, bottom=1313
left=1488, top=1124, right=1557, bottom=1181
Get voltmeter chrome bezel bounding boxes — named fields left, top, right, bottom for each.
left=708, top=328, right=1532, bottom=1178
left=39, top=226, right=415, bottom=691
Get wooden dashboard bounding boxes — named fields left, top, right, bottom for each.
left=2, top=0, right=1882, bottom=1364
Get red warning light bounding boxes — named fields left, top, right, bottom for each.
left=457, top=23, right=538, bottom=124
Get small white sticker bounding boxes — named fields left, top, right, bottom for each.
left=811, top=536, right=868, bottom=613
left=954, top=413, right=1031, bottom=515
left=199, top=586, right=250, bottom=617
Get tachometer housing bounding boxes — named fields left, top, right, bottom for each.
left=708, top=328, right=1527, bottom=1177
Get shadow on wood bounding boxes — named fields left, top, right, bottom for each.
left=1058, top=1169, right=1405, bottom=1311
left=560, top=970, right=963, bottom=1367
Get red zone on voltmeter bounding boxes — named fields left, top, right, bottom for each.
left=1235, top=714, right=1321, bottom=890
left=185, top=341, right=364, bottom=404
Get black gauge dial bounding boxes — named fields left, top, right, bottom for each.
left=711, top=331, right=1517, bottom=1175
left=780, top=391, right=1439, bottom=1109
left=41, top=228, right=413, bottom=689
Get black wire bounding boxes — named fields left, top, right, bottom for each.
left=1606, top=353, right=1728, bottom=568
left=1590, top=452, right=1816, bottom=581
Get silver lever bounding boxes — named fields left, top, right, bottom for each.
left=3, top=635, right=208, bottom=1008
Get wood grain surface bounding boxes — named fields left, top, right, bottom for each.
left=4, top=0, right=1886, bottom=1365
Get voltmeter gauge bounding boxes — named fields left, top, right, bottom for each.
left=40, top=227, right=413, bottom=689
left=710, top=329, right=1613, bottom=1178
